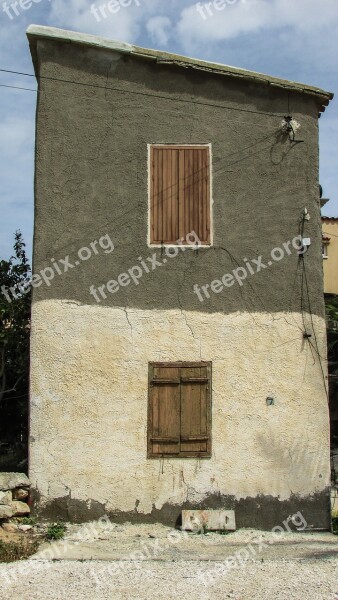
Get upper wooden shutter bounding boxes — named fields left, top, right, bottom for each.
left=150, top=146, right=210, bottom=245
left=148, top=362, right=212, bottom=458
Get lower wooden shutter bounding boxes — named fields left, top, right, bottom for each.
left=180, top=364, right=211, bottom=455
left=148, top=362, right=212, bottom=458
left=148, top=365, right=180, bottom=456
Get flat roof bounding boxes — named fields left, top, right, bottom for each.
left=27, top=25, right=333, bottom=112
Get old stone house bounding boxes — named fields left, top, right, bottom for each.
left=27, top=25, right=333, bottom=529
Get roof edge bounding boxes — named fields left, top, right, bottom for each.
left=26, top=24, right=334, bottom=109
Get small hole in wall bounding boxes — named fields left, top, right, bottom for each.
left=266, top=397, right=275, bottom=406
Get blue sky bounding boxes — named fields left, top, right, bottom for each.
left=0, top=0, right=337, bottom=260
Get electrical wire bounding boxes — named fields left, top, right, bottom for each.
left=0, top=70, right=331, bottom=400
left=323, top=230, right=338, bottom=239
left=295, top=211, right=329, bottom=397
left=0, top=83, right=36, bottom=92
left=301, top=254, right=329, bottom=398
left=0, top=67, right=286, bottom=118
left=1, top=71, right=326, bottom=337
left=303, top=262, right=329, bottom=366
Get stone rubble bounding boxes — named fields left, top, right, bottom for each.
left=0, top=472, right=30, bottom=527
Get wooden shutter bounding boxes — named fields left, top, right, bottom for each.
left=180, top=364, right=211, bottom=456
left=148, top=364, right=181, bottom=457
left=150, top=146, right=210, bottom=245
left=148, top=362, right=212, bottom=458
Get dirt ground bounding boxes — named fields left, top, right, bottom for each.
left=0, top=524, right=41, bottom=559
left=0, top=522, right=337, bottom=599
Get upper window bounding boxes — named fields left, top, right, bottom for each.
left=149, top=145, right=211, bottom=245
left=148, top=362, right=212, bottom=458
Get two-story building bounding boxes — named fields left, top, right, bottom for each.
left=27, top=24, right=333, bottom=529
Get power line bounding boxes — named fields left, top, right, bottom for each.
left=0, top=69, right=35, bottom=77
left=0, top=67, right=285, bottom=118
left=302, top=256, right=329, bottom=398
left=0, top=83, right=36, bottom=92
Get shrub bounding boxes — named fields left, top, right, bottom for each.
left=46, top=522, right=66, bottom=541
left=0, top=539, right=39, bottom=563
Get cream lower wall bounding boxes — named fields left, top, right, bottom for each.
left=29, top=301, right=330, bottom=514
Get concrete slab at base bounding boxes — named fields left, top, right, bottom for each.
left=182, top=510, right=236, bottom=532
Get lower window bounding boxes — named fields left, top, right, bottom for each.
left=147, top=362, right=212, bottom=458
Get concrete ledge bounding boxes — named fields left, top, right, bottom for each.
left=182, top=510, right=236, bottom=532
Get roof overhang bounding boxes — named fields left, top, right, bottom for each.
left=26, top=24, right=334, bottom=114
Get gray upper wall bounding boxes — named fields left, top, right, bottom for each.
left=27, top=27, right=333, bottom=316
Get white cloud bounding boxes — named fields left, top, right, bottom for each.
left=177, top=0, right=338, bottom=50
left=146, top=15, right=172, bottom=46
left=48, top=0, right=143, bottom=41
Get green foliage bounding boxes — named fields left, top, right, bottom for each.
left=46, top=522, right=66, bottom=541
left=0, top=232, right=31, bottom=470
left=326, top=296, right=338, bottom=343
left=19, top=516, right=37, bottom=526
left=0, top=539, right=39, bottom=563
left=332, top=516, right=338, bottom=535
left=325, top=296, right=338, bottom=448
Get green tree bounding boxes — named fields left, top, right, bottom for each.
left=0, top=232, right=31, bottom=471
left=326, top=295, right=338, bottom=448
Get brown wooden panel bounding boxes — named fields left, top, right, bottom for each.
left=148, top=362, right=212, bottom=458
left=161, top=150, right=170, bottom=243
left=177, top=146, right=210, bottom=244
left=151, top=145, right=210, bottom=245
left=152, top=147, right=163, bottom=243
left=203, top=148, right=211, bottom=244
left=178, top=149, right=186, bottom=240
left=197, top=149, right=203, bottom=241
left=151, top=146, right=157, bottom=243
left=180, top=366, right=206, bottom=453
left=183, top=150, right=190, bottom=240
left=171, top=149, right=179, bottom=242
left=151, top=147, right=182, bottom=244
left=148, top=365, right=180, bottom=456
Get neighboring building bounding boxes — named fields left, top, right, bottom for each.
left=27, top=25, right=333, bottom=529
left=322, top=217, right=338, bottom=295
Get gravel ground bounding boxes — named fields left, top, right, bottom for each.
left=0, top=523, right=337, bottom=599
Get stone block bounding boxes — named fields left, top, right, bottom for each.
left=12, top=488, right=29, bottom=500
left=0, top=473, right=30, bottom=491
left=2, top=523, right=18, bottom=533
left=11, top=501, right=30, bottom=516
left=18, top=524, right=32, bottom=532
left=0, top=491, right=12, bottom=505
left=0, top=505, right=14, bottom=519
left=182, top=509, right=236, bottom=532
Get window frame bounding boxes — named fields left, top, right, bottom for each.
left=147, top=361, right=212, bottom=459
left=322, top=241, right=329, bottom=259
left=147, top=144, right=213, bottom=248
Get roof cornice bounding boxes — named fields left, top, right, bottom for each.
left=26, top=25, right=334, bottom=113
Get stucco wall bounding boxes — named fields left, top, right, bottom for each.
left=30, top=302, right=330, bottom=527
left=29, top=39, right=330, bottom=528
left=323, top=220, right=338, bottom=295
